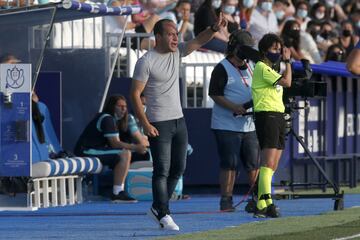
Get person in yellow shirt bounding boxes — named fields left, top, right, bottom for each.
left=251, top=33, right=291, bottom=218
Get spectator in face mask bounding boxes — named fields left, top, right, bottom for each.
left=310, top=2, right=328, bottom=23
left=220, top=0, right=240, bottom=35
left=325, top=44, right=346, bottom=62
left=294, top=0, right=311, bottom=31
left=273, top=0, right=287, bottom=29
left=337, top=20, right=359, bottom=58
left=238, top=0, right=256, bottom=30
left=248, top=0, right=279, bottom=44
left=316, top=21, right=337, bottom=58
left=281, top=20, right=305, bottom=60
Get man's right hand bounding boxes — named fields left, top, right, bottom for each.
left=144, top=123, right=159, bottom=137
left=133, top=144, right=148, bottom=154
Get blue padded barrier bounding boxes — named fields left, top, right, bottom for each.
left=32, top=157, right=102, bottom=178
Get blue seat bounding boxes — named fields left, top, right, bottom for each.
left=31, top=101, right=102, bottom=178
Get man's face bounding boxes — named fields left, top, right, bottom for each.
left=158, top=22, right=179, bottom=52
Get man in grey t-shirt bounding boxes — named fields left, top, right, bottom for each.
left=130, top=16, right=227, bottom=231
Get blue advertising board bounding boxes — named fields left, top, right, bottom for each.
left=0, top=64, right=31, bottom=177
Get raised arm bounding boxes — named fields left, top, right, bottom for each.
left=183, top=12, right=227, bottom=55
left=277, top=47, right=292, bottom=88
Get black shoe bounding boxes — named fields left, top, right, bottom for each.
left=245, top=199, right=256, bottom=213
left=253, top=206, right=267, bottom=218
left=220, top=196, right=236, bottom=212
left=111, top=191, right=138, bottom=203
left=266, top=204, right=280, bottom=218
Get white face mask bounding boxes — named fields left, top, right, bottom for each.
left=275, top=10, right=285, bottom=20
left=243, top=0, right=254, bottom=8
left=223, top=5, right=236, bottom=15
left=315, top=11, right=325, bottom=20
left=212, top=0, right=222, bottom=9
left=261, top=1, right=273, bottom=12
left=297, top=9, right=308, bottom=18
left=325, top=0, right=335, bottom=8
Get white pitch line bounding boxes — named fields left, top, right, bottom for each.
left=332, top=233, right=360, bottom=240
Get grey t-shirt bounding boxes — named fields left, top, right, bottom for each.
left=133, top=43, right=187, bottom=122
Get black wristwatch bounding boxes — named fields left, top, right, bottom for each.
left=283, top=59, right=291, bottom=64
left=210, top=24, right=219, bottom=32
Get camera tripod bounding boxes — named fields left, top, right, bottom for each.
left=276, top=126, right=344, bottom=211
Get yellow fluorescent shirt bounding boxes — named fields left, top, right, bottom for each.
left=251, top=61, right=285, bottom=112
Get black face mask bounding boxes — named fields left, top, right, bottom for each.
left=310, top=30, right=319, bottom=40
left=328, top=52, right=344, bottom=62
left=342, top=29, right=352, bottom=37
left=321, top=31, right=330, bottom=40
left=288, top=29, right=300, bottom=39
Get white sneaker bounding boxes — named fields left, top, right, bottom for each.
left=147, top=207, right=180, bottom=231
left=159, top=215, right=180, bottom=231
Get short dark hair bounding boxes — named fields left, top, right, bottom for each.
left=176, top=0, right=191, bottom=7
left=258, top=33, right=283, bottom=56
left=153, top=19, right=175, bottom=36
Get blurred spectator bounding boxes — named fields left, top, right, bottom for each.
left=237, top=0, right=256, bottom=30
left=105, top=0, right=136, bottom=47
left=316, top=20, right=337, bottom=57
left=349, top=10, right=360, bottom=35
left=248, top=0, right=279, bottom=44
left=221, top=0, right=240, bottom=35
left=0, top=0, right=33, bottom=8
left=299, top=21, right=322, bottom=63
left=342, top=0, right=360, bottom=15
left=281, top=20, right=305, bottom=60
left=309, top=2, right=328, bottom=23
left=166, top=0, right=195, bottom=41
left=273, top=0, right=287, bottom=30
left=194, top=0, right=228, bottom=52
left=326, top=0, right=347, bottom=23
left=336, top=20, right=359, bottom=57
left=324, top=43, right=346, bottom=61
left=306, top=20, right=321, bottom=40
left=294, top=0, right=311, bottom=31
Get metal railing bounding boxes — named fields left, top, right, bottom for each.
left=180, top=62, right=216, bottom=108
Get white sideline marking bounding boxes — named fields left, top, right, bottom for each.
left=332, top=233, right=360, bottom=240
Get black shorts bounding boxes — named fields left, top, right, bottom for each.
left=254, top=111, right=286, bottom=150
left=213, top=130, right=260, bottom=171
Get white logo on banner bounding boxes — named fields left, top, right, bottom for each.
left=0, top=64, right=31, bottom=93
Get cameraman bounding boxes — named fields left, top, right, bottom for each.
left=209, top=30, right=260, bottom=213
left=251, top=33, right=291, bottom=218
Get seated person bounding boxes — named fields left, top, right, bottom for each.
left=115, top=95, right=150, bottom=162
left=74, top=95, right=147, bottom=202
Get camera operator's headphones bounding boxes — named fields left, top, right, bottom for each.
left=227, top=30, right=261, bottom=63
left=227, top=30, right=254, bottom=57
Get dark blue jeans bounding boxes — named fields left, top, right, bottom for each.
left=149, top=117, right=188, bottom=215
